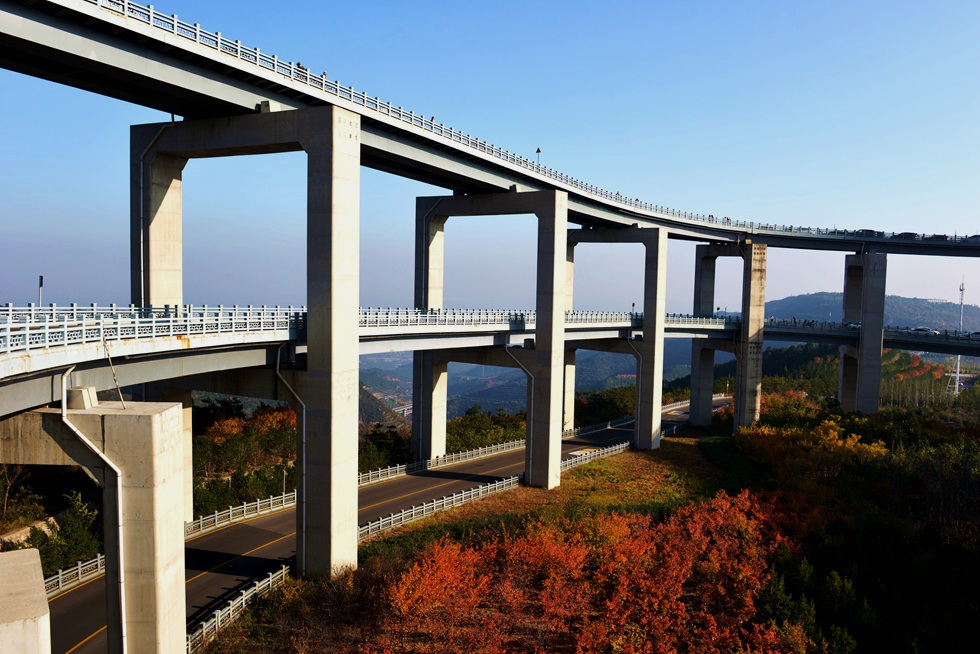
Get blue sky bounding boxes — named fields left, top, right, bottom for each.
left=1, top=0, right=978, bottom=314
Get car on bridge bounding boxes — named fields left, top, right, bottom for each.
left=891, top=232, right=921, bottom=240
left=906, top=327, right=940, bottom=336
left=970, top=331, right=980, bottom=340
left=846, top=322, right=861, bottom=330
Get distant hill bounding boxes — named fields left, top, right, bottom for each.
left=766, top=292, right=980, bottom=331
left=359, top=384, right=409, bottom=433
left=357, top=292, right=976, bottom=418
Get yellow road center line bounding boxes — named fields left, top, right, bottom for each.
left=65, top=625, right=106, bottom=653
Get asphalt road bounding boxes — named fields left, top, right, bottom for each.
left=50, top=400, right=721, bottom=653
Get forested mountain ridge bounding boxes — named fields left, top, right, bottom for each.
left=766, top=292, right=980, bottom=330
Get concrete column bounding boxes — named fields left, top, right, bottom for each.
left=636, top=229, right=668, bottom=449
left=1, top=402, right=186, bottom=654
left=690, top=245, right=717, bottom=426
left=131, top=124, right=187, bottom=307
left=0, top=549, right=50, bottom=654
left=301, top=106, right=361, bottom=576
left=412, top=204, right=449, bottom=459
left=526, top=191, right=568, bottom=489
left=839, top=252, right=887, bottom=413
left=562, top=243, right=576, bottom=431
left=413, top=352, right=448, bottom=460
left=563, top=349, right=577, bottom=432
left=734, top=243, right=767, bottom=428
left=146, top=385, right=194, bottom=522
left=565, top=243, right=576, bottom=313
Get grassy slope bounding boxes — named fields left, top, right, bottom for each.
left=206, top=428, right=738, bottom=652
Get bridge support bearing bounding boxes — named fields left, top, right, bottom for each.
left=734, top=243, right=767, bottom=429
left=0, top=402, right=186, bottom=654
left=839, top=252, right=887, bottom=413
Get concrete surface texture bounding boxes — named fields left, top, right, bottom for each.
left=0, top=548, right=51, bottom=654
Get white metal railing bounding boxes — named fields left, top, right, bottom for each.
left=358, top=439, right=526, bottom=486
left=42, top=553, right=106, bottom=598
left=0, top=303, right=302, bottom=357
left=561, top=441, right=631, bottom=471
left=185, top=491, right=297, bottom=539
left=42, top=397, right=712, bottom=599
left=64, top=0, right=964, bottom=244
left=43, top=489, right=297, bottom=599
left=358, top=414, right=640, bottom=486
left=185, top=431, right=655, bottom=650
left=359, top=428, right=667, bottom=540
left=357, top=475, right=523, bottom=540
left=186, top=564, right=291, bottom=654
left=14, top=303, right=966, bottom=365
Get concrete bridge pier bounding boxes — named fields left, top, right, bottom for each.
left=412, top=203, right=449, bottom=460
left=690, top=245, right=718, bottom=426
left=132, top=105, right=362, bottom=575
left=735, top=242, right=767, bottom=428
left=688, top=242, right=767, bottom=429
left=0, top=399, right=186, bottom=654
left=144, top=384, right=194, bottom=522
left=839, top=252, right=887, bottom=412
left=411, top=190, right=567, bottom=488
left=568, top=227, right=668, bottom=449
left=563, top=243, right=577, bottom=431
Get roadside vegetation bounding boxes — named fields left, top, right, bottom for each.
left=202, top=357, right=980, bottom=653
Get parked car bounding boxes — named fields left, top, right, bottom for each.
left=906, top=327, right=939, bottom=336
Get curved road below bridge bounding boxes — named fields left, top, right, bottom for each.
left=50, top=400, right=724, bottom=653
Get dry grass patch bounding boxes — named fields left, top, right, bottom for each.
left=361, top=432, right=724, bottom=543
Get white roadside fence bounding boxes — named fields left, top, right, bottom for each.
left=43, top=401, right=722, bottom=652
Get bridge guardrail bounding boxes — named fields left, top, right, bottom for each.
left=72, top=0, right=968, bottom=243
left=44, top=393, right=725, bottom=599
left=42, top=553, right=106, bottom=598
left=186, top=564, right=291, bottom=654
left=357, top=475, right=523, bottom=541
left=357, top=413, right=639, bottom=487
left=43, top=489, right=298, bottom=599
left=185, top=427, right=672, bottom=651
left=185, top=491, right=297, bottom=539
left=4, top=302, right=963, bottom=365
left=0, top=303, right=302, bottom=357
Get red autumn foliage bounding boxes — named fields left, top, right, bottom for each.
left=371, top=491, right=798, bottom=653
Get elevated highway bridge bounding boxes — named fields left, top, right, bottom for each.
left=2, top=1, right=978, bottom=652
